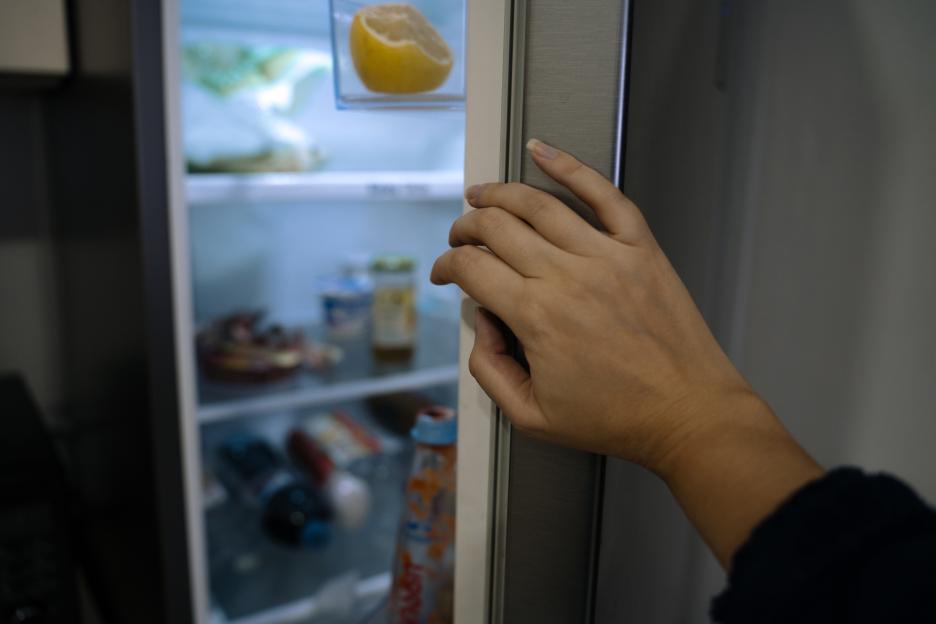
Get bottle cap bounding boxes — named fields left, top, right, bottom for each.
left=410, top=406, right=457, bottom=446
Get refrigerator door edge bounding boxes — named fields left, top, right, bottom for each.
left=495, top=0, right=633, bottom=622
left=456, top=0, right=514, bottom=621
left=159, top=0, right=210, bottom=621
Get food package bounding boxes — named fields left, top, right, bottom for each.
left=196, top=311, right=342, bottom=383
left=182, top=42, right=329, bottom=173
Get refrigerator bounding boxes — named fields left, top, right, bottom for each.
left=144, top=0, right=636, bottom=621
left=116, top=0, right=647, bottom=619
left=37, top=0, right=936, bottom=622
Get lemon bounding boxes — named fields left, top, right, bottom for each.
left=349, top=4, right=453, bottom=94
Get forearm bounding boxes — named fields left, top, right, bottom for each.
left=656, top=391, right=825, bottom=568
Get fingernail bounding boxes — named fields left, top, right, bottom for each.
left=526, top=138, right=558, bottom=160
left=465, top=184, right=483, bottom=201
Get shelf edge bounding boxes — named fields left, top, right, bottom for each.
left=219, top=572, right=391, bottom=624
left=186, top=170, right=465, bottom=204
left=198, top=364, right=459, bottom=424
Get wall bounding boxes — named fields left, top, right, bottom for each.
left=0, top=0, right=176, bottom=620
left=0, top=95, right=64, bottom=414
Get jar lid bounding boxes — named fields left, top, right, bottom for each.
left=371, top=254, right=416, bottom=272
left=410, top=406, right=456, bottom=446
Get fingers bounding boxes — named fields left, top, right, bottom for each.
left=448, top=207, right=561, bottom=277
left=431, top=246, right=524, bottom=321
left=526, top=138, right=650, bottom=242
left=465, top=181, right=599, bottom=254
left=469, top=308, right=546, bottom=433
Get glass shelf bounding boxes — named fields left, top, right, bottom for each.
left=186, top=170, right=464, bottom=205
left=202, top=404, right=410, bottom=623
left=197, top=314, right=459, bottom=424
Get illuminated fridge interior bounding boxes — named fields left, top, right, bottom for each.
left=172, top=0, right=465, bottom=621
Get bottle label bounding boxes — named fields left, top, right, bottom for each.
left=372, top=286, right=416, bottom=348
left=389, top=444, right=456, bottom=624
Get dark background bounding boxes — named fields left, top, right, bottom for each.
left=0, top=1, right=185, bottom=622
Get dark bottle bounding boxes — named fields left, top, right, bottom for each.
left=218, top=433, right=332, bottom=547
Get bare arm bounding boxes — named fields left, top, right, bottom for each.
left=431, top=139, right=823, bottom=567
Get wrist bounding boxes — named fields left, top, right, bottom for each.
left=652, top=386, right=782, bottom=483
left=651, top=387, right=824, bottom=567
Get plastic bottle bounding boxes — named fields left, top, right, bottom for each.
left=387, top=406, right=457, bottom=624
left=319, top=253, right=374, bottom=339
left=217, top=433, right=332, bottom=547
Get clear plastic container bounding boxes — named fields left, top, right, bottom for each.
left=329, top=0, right=466, bottom=109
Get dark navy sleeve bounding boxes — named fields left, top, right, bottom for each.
left=711, top=467, right=936, bottom=623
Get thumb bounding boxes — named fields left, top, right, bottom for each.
left=468, top=308, right=544, bottom=432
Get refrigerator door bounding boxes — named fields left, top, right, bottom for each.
left=458, top=0, right=632, bottom=622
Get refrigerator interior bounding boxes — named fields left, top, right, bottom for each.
left=172, top=0, right=465, bottom=621
left=596, top=1, right=936, bottom=623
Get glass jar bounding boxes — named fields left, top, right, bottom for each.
left=370, top=254, right=417, bottom=360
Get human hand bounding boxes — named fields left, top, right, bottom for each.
left=432, top=139, right=771, bottom=476
left=432, top=139, right=823, bottom=566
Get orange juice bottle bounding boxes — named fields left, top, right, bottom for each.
left=388, top=406, right=456, bottom=624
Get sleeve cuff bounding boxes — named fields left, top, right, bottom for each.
left=711, top=467, right=936, bottom=622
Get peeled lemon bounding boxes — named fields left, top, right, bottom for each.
left=349, top=4, right=453, bottom=94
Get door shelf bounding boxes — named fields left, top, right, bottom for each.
left=197, top=314, right=459, bottom=424
left=186, top=170, right=464, bottom=205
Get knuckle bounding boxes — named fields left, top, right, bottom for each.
left=504, top=182, right=538, bottom=205
left=597, top=185, right=624, bottom=206
left=450, top=247, right=476, bottom=275
left=605, top=252, right=639, bottom=285
left=448, top=215, right=466, bottom=244
left=518, top=296, right=548, bottom=338
left=560, top=158, right=587, bottom=178
left=525, top=193, right=554, bottom=221
left=476, top=207, right=507, bottom=234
